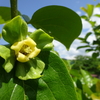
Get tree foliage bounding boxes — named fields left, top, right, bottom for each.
left=77, top=3, right=100, bottom=58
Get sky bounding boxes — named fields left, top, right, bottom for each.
left=0, top=0, right=100, bottom=59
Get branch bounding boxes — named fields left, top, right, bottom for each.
left=10, top=0, right=18, bottom=19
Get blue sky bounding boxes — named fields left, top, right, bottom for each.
left=0, top=0, right=100, bottom=59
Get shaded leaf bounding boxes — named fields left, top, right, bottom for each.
left=92, top=52, right=99, bottom=58
left=0, top=45, right=15, bottom=73
left=30, top=5, right=82, bottom=49
left=0, top=78, right=24, bottom=100
left=16, top=58, right=45, bottom=80
left=77, top=45, right=90, bottom=49
left=0, top=7, right=21, bottom=24
left=96, top=80, right=100, bottom=92
left=85, top=32, right=92, bottom=40
left=22, top=14, right=30, bottom=23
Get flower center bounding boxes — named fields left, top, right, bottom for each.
left=20, top=44, right=32, bottom=55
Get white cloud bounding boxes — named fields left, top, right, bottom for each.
left=76, top=11, right=82, bottom=15
left=81, top=19, right=91, bottom=30
left=28, top=26, right=36, bottom=32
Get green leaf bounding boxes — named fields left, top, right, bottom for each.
left=22, top=14, right=30, bottom=23
left=16, top=58, right=45, bottom=80
left=94, top=14, right=100, bottom=17
left=85, top=49, right=94, bottom=52
left=84, top=32, right=92, bottom=40
left=2, top=16, right=28, bottom=44
left=0, top=78, right=24, bottom=100
left=95, top=3, right=100, bottom=7
left=87, top=4, right=94, bottom=18
left=80, top=69, right=93, bottom=88
left=29, top=29, right=54, bottom=50
left=36, top=51, right=78, bottom=100
left=30, top=5, right=82, bottom=49
left=81, top=4, right=94, bottom=18
left=92, top=52, right=99, bottom=58
left=0, top=7, right=21, bottom=24
left=81, top=15, right=88, bottom=20
left=91, top=93, right=100, bottom=100
left=77, top=45, right=90, bottom=49
left=96, top=80, right=100, bottom=92
left=0, top=45, right=15, bottom=73
left=0, top=51, right=78, bottom=100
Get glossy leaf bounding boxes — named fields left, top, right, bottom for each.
left=16, top=58, right=45, bottom=80
left=35, top=51, right=78, bottom=100
left=0, top=7, right=20, bottom=24
left=0, top=51, right=78, bottom=100
left=2, top=16, right=28, bottom=44
left=0, top=79, right=24, bottom=100
left=29, top=29, right=54, bottom=50
left=0, top=45, right=15, bottom=73
left=30, top=5, right=82, bottom=49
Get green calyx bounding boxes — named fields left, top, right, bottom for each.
left=0, top=16, right=54, bottom=80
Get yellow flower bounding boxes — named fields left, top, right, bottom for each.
left=11, top=37, right=41, bottom=62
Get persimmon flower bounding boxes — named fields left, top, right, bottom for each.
left=11, top=37, right=41, bottom=62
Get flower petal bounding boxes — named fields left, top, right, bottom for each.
left=28, top=47, right=41, bottom=58
left=17, top=52, right=29, bottom=62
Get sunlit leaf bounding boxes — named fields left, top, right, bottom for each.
left=29, top=29, right=54, bottom=50
left=91, top=93, right=100, bottom=100
left=87, top=4, right=94, bottom=18
left=81, top=4, right=94, bottom=18
left=0, top=45, right=15, bottom=73
left=2, top=16, right=28, bottom=44
left=95, top=3, right=100, bottom=7
left=30, top=5, right=82, bottom=49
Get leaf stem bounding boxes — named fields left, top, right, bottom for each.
left=10, top=0, right=18, bottom=19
